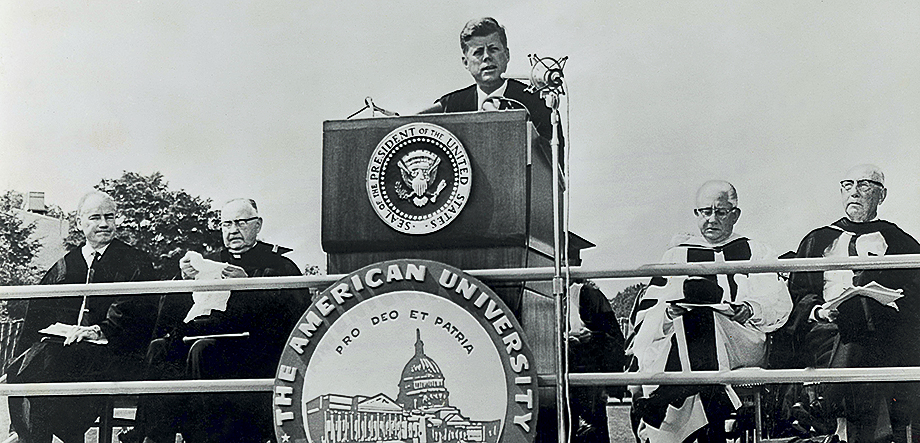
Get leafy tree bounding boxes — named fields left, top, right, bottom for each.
left=0, top=191, right=43, bottom=288
left=610, top=282, right=647, bottom=320
left=1, top=191, right=25, bottom=213
left=65, top=171, right=222, bottom=280
left=0, top=191, right=44, bottom=321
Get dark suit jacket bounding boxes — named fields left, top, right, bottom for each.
left=435, top=79, right=558, bottom=142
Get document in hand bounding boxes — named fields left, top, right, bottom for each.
left=38, top=322, right=109, bottom=345
left=668, top=301, right=736, bottom=317
left=185, top=250, right=226, bottom=280
left=183, top=250, right=232, bottom=322
left=822, top=281, right=904, bottom=312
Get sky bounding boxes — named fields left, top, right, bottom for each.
left=2, top=1, right=919, bottom=297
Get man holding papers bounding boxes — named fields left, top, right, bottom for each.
left=6, top=191, right=157, bottom=443
left=786, top=164, right=920, bottom=443
left=627, top=180, right=792, bottom=443
left=131, top=198, right=308, bottom=443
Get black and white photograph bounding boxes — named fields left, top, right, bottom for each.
left=2, top=2, right=919, bottom=443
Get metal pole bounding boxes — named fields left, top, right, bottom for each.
left=547, top=91, right=567, bottom=443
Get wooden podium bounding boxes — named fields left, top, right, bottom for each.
left=321, top=109, right=592, bottom=378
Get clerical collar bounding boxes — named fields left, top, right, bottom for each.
left=228, top=244, right=256, bottom=260
left=477, top=80, right=509, bottom=110
left=82, top=242, right=111, bottom=268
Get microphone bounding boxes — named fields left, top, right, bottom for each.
left=526, top=54, right=568, bottom=95
left=346, top=96, right=399, bottom=119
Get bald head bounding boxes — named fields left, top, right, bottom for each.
left=696, top=180, right=738, bottom=208
left=841, top=164, right=887, bottom=222
left=694, top=180, right=740, bottom=244
left=844, top=164, right=885, bottom=186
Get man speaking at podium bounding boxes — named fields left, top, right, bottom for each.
left=419, top=17, right=556, bottom=142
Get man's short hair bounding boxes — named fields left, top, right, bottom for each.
left=460, top=17, right=508, bottom=53
left=222, top=198, right=259, bottom=214
left=76, top=191, right=116, bottom=216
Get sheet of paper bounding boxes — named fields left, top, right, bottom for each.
left=822, top=281, right=904, bottom=311
left=38, top=322, right=108, bottom=345
left=183, top=251, right=232, bottom=322
left=185, top=250, right=226, bottom=280
left=671, top=302, right=736, bottom=317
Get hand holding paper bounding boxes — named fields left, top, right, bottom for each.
left=183, top=251, right=228, bottom=280
left=822, top=281, right=904, bottom=312
left=180, top=251, right=233, bottom=323
left=39, top=323, right=108, bottom=345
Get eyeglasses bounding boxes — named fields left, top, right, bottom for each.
left=840, top=179, right=883, bottom=192
left=220, top=217, right=260, bottom=229
left=694, top=207, right=737, bottom=218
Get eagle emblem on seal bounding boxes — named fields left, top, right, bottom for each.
left=395, top=149, right=447, bottom=207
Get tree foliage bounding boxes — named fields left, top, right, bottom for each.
left=65, top=171, right=222, bottom=280
left=0, top=191, right=44, bottom=321
left=0, top=191, right=43, bottom=288
left=610, top=282, right=647, bottom=320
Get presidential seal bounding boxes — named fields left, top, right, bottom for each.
left=273, top=259, right=538, bottom=443
left=366, top=123, right=472, bottom=235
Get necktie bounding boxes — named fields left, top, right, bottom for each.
left=86, top=251, right=101, bottom=283
left=78, top=252, right=102, bottom=325
left=847, top=233, right=874, bottom=331
left=847, top=234, right=861, bottom=284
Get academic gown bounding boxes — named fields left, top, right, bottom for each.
left=567, top=282, right=626, bottom=443
left=785, top=218, right=920, bottom=442
left=627, top=234, right=792, bottom=443
left=140, top=241, right=308, bottom=443
left=7, top=238, right=157, bottom=443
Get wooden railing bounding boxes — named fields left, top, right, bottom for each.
left=0, top=319, right=22, bottom=373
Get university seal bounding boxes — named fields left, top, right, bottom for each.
left=366, top=122, right=472, bottom=235
left=273, top=259, right=538, bottom=443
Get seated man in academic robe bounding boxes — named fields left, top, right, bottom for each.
left=419, top=17, right=559, bottom=144
left=131, top=198, right=308, bottom=443
left=6, top=191, right=158, bottom=443
left=627, top=180, right=792, bottom=443
left=568, top=279, right=626, bottom=443
left=784, top=164, right=920, bottom=443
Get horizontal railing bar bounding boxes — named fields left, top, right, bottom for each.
left=487, top=254, right=920, bottom=282
left=537, top=367, right=920, bottom=386
left=3, top=367, right=919, bottom=396
left=0, top=379, right=274, bottom=396
left=0, top=275, right=344, bottom=299
left=2, top=255, right=920, bottom=298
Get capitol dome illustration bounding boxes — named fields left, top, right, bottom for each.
left=303, top=328, right=501, bottom=443
left=397, top=329, right=450, bottom=411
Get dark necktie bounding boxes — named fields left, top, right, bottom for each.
left=78, top=251, right=102, bottom=325
left=86, top=251, right=101, bottom=283
left=847, top=233, right=874, bottom=330
left=847, top=234, right=861, bottom=284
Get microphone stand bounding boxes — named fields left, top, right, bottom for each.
left=541, top=88, right=568, bottom=443
left=544, top=88, right=568, bottom=443
left=346, top=96, right=400, bottom=119
left=534, top=80, right=571, bottom=443
left=527, top=52, right=570, bottom=443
